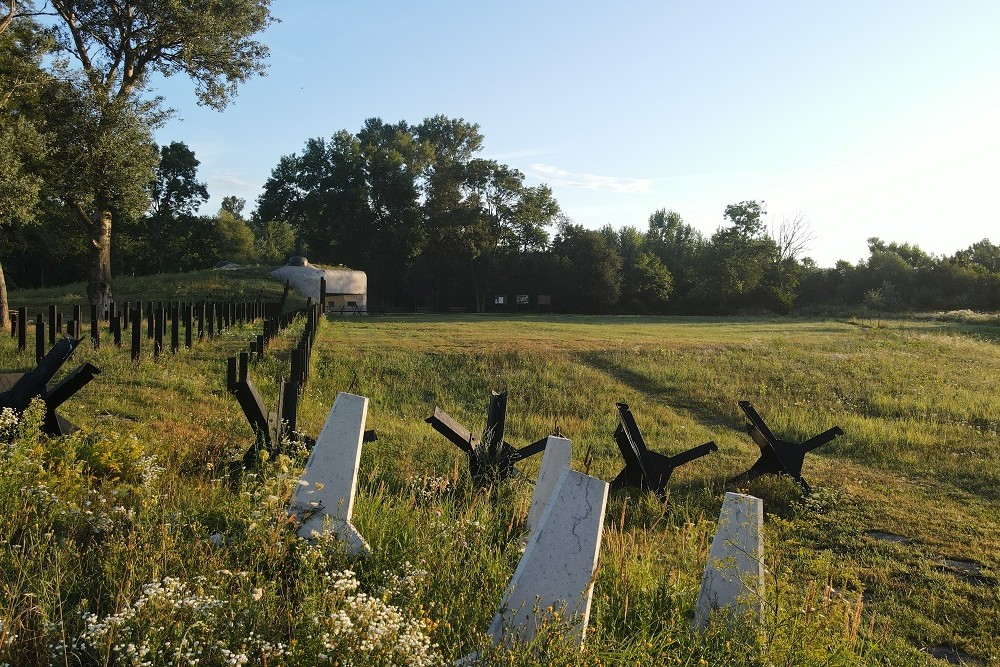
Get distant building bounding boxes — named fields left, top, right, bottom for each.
left=323, top=268, right=367, bottom=313
left=271, top=258, right=367, bottom=314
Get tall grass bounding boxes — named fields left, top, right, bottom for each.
left=1, top=281, right=997, bottom=665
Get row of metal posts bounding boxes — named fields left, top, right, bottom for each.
left=227, top=298, right=323, bottom=452
left=281, top=301, right=323, bottom=435
left=10, top=300, right=270, bottom=363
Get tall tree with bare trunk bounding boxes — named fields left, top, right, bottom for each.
left=35, top=0, right=274, bottom=311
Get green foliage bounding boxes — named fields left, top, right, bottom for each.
left=121, top=141, right=214, bottom=273
left=222, top=196, right=247, bottom=218
left=0, top=117, right=45, bottom=223
left=691, top=200, right=782, bottom=311
left=0, top=15, right=50, bottom=222
left=149, top=141, right=209, bottom=218
left=216, top=209, right=257, bottom=263
left=10, top=0, right=275, bottom=306
left=47, top=0, right=274, bottom=110
left=0, top=14, right=55, bottom=326
left=255, top=116, right=560, bottom=310
left=254, top=220, right=297, bottom=264
left=41, top=83, right=161, bottom=218
left=629, top=251, right=673, bottom=311
left=551, top=223, right=622, bottom=312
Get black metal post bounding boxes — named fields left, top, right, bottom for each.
left=35, top=313, right=45, bottom=364
left=90, top=305, right=99, bottom=348
left=17, top=306, right=27, bottom=350
left=48, top=305, right=57, bottom=345
left=170, top=304, right=179, bottom=353
left=281, top=379, right=299, bottom=435
left=131, top=306, right=141, bottom=361
left=154, top=306, right=163, bottom=357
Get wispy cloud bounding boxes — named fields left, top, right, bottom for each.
left=208, top=172, right=257, bottom=192
left=529, top=163, right=652, bottom=193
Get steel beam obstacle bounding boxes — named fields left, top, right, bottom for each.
left=728, top=400, right=843, bottom=493
left=426, top=390, right=549, bottom=485
left=226, top=351, right=375, bottom=472
left=0, top=337, right=100, bottom=436
left=610, top=402, right=718, bottom=500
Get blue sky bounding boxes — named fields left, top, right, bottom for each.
left=154, top=1, right=1000, bottom=267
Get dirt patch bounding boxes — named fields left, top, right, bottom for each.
left=920, top=645, right=984, bottom=665
left=864, top=530, right=913, bottom=545
left=936, top=559, right=997, bottom=587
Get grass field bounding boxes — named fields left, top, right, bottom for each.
left=1, top=272, right=998, bottom=665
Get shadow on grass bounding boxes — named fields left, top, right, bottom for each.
left=579, top=350, right=1000, bottom=504
left=574, top=350, right=741, bottom=433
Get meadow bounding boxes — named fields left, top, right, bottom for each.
left=1, top=271, right=998, bottom=666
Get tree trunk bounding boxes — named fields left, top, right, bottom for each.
left=0, top=261, right=9, bottom=331
left=86, top=207, right=114, bottom=315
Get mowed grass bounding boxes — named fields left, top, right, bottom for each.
left=1, top=281, right=998, bottom=666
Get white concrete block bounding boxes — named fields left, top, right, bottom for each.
left=290, top=392, right=370, bottom=555
left=693, top=492, right=764, bottom=629
left=489, top=469, right=608, bottom=647
left=524, top=436, right=572, bottom=539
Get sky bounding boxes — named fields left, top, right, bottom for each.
left=153, top=1, right=1000, bottom=268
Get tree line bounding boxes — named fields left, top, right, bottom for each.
left=3, top=3, right=999, bottom=318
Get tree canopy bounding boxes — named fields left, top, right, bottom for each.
left=28, top=0, right=275, bottom=309
left=255, top=116, right=560, bottom=311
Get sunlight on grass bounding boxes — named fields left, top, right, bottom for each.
left=0, top=296, right=997, bottom=665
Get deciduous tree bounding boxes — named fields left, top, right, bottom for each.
left=0, top=8, right=49, bottom=328
left=138, top=141, right=209, bottom=272
left=39, top=0, right=274, bottom=310
left=693, top=200, right=780, bottom=311
left=459, top=159, right=559, bottom=312
left=552, top=222, right=622, bottom=312
left=645, top=208, right=703, bottom=305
